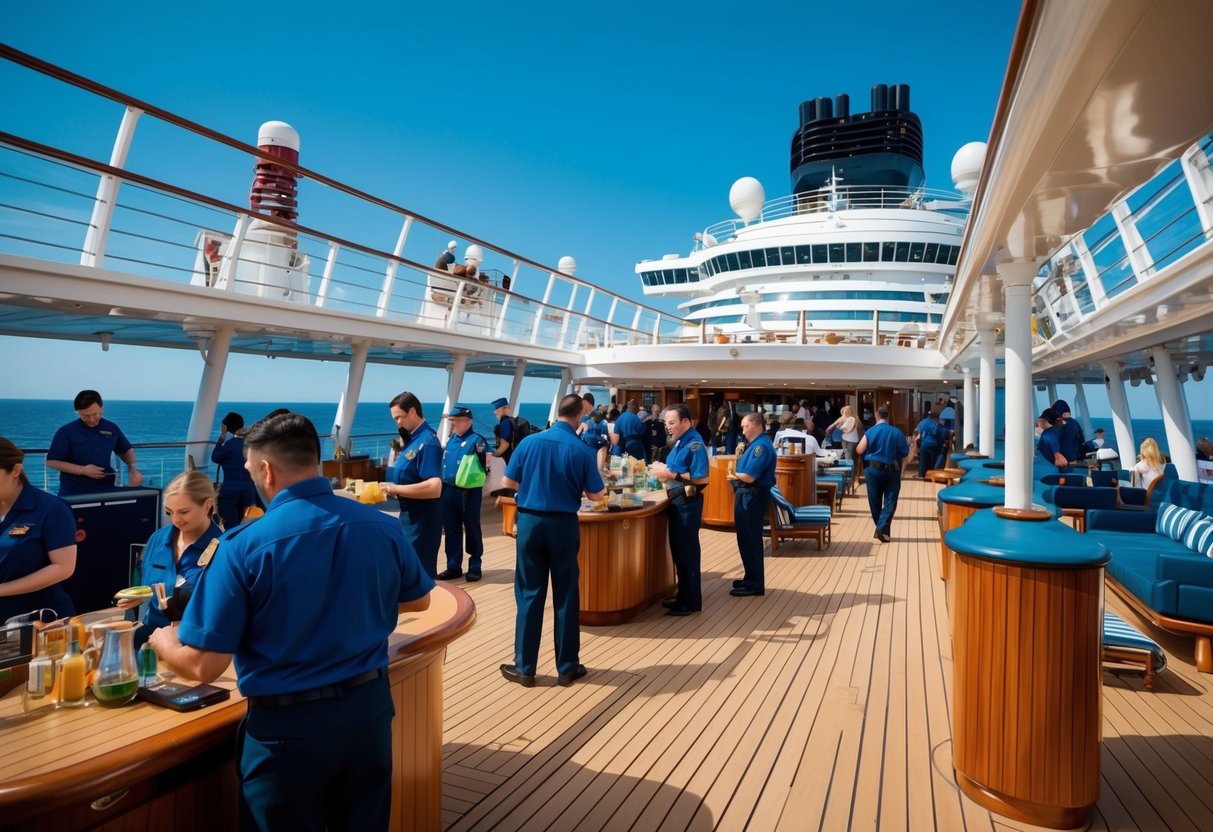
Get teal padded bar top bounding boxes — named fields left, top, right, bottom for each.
left=945, top=509, right=1110, bottom=568
left=938, top=480, right=1008, bottom=508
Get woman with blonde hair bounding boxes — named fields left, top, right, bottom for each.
left=118, top=470, right=221, bottom=645
left=1131, top=437, right=1166, bottom=490
left=827, top=405, right=861, bottom=461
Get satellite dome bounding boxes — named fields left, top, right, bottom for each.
left=557, top=255, right=577, bottom=275
left=950, top=142, right=987, bottom=196
left=464, top=244, right=484, bottom=264
left=729, top=177, right=765, bottom=222
left=258, top=121, right=300, bottom=151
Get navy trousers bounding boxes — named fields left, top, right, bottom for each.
left=217, top=483, right=258, bottom=530
left=513, top=511, right=581, bottom=677
left=865, top=466, right=902, bottom=535
left=667, top=493, right=704, bottom=608
left=399, top=499, right=441, bottom=579
left=917, top=443, right=940, bottom=478
left=238, top=673, right=393, bottom=832
left=733, top=488, right=769, bottom=590
left=441, top=484, right=484, bottom=573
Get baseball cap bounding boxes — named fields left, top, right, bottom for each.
left=445, top=405, right=474, bottom=419
left=490, top=397, right=509, bottom=409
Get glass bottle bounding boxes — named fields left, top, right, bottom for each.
left=58, top=639, right=88, bottom=708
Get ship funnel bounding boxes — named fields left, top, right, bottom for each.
left=834, top=94, right=849, bottom=119
left=892, top=84, right=911, bottom=112
left=813, top=96, right=832, bottom=121
left=799, top=100, right=816, bottom=125
left=871, top=84, right=889, bottom=112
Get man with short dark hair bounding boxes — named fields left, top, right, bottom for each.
left=728, top=412, right=775, bottom=596
left=382, top=391, right=443, bottom=578
left=856, top=406, right=910, bottom=542
left=500, top=394, right=605, bottom=687
left=46, top=389, right=142, bottom=494
left=652, top=404, right=709, bottom=615
left=150, top=412, right=433, bottom=830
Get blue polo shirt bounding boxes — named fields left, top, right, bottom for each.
left=863, top=422, right=910, bottom=464
left=390, top=421, right=442, bottom=498
left=178, top=477, right=434, bottom=696
left=914, top=418, right=945, bottom=448
left=0, top=484, right=76, bottom=621
left=138, top=520, right=222, bottom=631
left=442, top=429, right=487, bottom=487
left=580, top=419, right=609, bottom=449
left=506, top=422, right=604, bottom=514
left=613, top=411, right=645, bottom=445
left=1038, top=426, right=1063, bottom=464
left=210, top=436, right=254, bottom=487
left=736, top=433, right=776, bottom=488
left=47, top=417, right=133, bottom=495
left=1057, top=419, right=1084, bottom=462
left=665, top=428, right=709, bottom=481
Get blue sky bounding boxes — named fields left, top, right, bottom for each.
left=10, top=0, right=1157, bottom=410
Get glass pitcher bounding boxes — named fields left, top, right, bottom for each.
left=90, top=620, right=140, bottom=707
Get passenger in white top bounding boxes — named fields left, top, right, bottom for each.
left=827, top=405, right=860, bottom=462
left=773, top=428, right=823, bottom=457
left=1130, top=437, right=1166, bottom=490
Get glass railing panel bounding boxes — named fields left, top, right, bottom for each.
left=1084, top=213, right=1136, bottom=299
left=1128, top=163, right=1206, bottom=273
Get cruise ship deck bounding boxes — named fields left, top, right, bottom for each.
left=440, top=479, right=1213, bottom=831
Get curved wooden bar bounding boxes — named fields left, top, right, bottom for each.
left=703, top=455, right=738, bottom=528
left=774, top=453, right=816, bottom=508
left=945, top=510, right=1109, bottom=829
left=0, top=584, right=475, bottom=832
left=578, top=494, right=675, bottom=625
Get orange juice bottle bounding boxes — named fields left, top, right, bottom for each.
left=57, top=639, right=88, bottom=708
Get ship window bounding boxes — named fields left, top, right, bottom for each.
left=738, top=250, right=752, bottom=269
left=909, top=242, right=925, bottom=262
left=781, top=246, right=796, bottom=265
left=881, top=242, right=895, bottom=261
left=923, top=243, right=938, bottom=263
left=862, top=242, right=879, bottom=262
left=946, top=245, right=959, bottom=265
left=726, top=252, right=740, bottom=272
left=750, top=249, right=766, bottom=268
left=797, top=245, right=813, bottom=264
left=845, top=242, right=861, bottom=262
left=765, top=247, right=781, bottom=266
left=688, top=267, right=699, bottom=282
left=674, top=269, right=688, bottom=284
left=702, top=260, right=713, bottom=278
left=715, top=255, right=727, bottom=274
left=660, top=269, right=672, bottom=284
left=894, top=242, right=910, bottom=261
left=829, top=243, right=845, bottom=263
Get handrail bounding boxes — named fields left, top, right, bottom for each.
left=0, top=131, right=652, bottom=343
left=0, top=43, right=669, bottom=318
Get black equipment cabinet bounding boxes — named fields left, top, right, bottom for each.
left=62, top=487, right=161, bottom=614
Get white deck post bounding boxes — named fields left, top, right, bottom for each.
left=439, top=354, right=469, bottom=444
left=530, top=274, right=557, bottom=345
left=81, top=106, right=142, bottom=268
left=315, top=243, right=341, bottom=308
left=1112, top=201, right=1155, bottom=281
left=1045, top=381, right=1058, bottom=411
left=1073, top=381, right=1094, bottom=439
left=962, top=366, right=976, bottom=450
left=184, top=326, right=233, bottom=472
left=1150, top=347, right=1198, bottom=479
left=548, top=366, right=572, bottom=426
left=376, top=216, right=413, bottom=317
left=1000, top=261, right=1036, bottom=510
left=1180, top=142, right=1213, bottom=237
left=509, top=359, right=527, bottom=416
left=332, top=340, right=370, bottom=457
left=557, top=285, right=579, bottom=348
left=978, top=326, right=996, bottom=457
left=1101, top=361, right=1135, bottom=469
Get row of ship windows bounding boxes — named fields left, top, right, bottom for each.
left=703, top=311, right=943, bottom=324
left=640, top=241, right=962, bottom=286
left=685, top=289, right=949, bottom=313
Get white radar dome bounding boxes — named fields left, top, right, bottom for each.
left=729, top=177, right=765, bottom=223
left=464, top=244, right=484, bottom=264
left=258, top=121, right=300, bottom=151
left=950, top=142, right=987, bottom=196
left=558, top=255, right=577, bottom=275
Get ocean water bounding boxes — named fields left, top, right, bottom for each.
left=0, top=399, right=554, bottom=491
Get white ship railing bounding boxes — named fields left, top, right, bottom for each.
left=701, top=185, right=969, bottom=243
left=0, top=45, right=691, bottom=353
left=1030, top=132, right=1213, bottom=350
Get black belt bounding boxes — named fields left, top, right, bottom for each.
left=866, top=461, right=894, bottom=470
left=248, top=668, right=383, bottom=709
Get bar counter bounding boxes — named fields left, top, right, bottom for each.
left=500, top=494, right=675, bottom=625
left=0, top=583, right=475, bottom=832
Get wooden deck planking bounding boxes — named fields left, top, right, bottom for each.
left=438, top=478, right=1213, bottom=830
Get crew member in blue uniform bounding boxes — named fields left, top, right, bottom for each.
left=118, top=470, right=222, bottom=647
left=0, top=437, right=77, bottom=622
left=912, top=411, right=945, bottom=479
left=382, top=391, right=443, bottom=579
left=438, top=405, right=487, bottom=582
left=149, top=413, right=433, bottom=830
left=500, top=394, right=605, bottom=687
left=491, top=397, right=518, bottom=465
left=1036, top=407, right=1069, bottom=466
left=577, top=409, right=610, bottom=470
left=45, top=389, right=143, bottom=495
left=651, top=404, right=709, bottom=615
left=728, top=412, right=775, bottom=596
left=1051, top=399, right=1086, bottom=465
left=612, top=400, right=647, bottom=460
left=211, top=411, right=259, bottom=529
left=856, top=405, right=910, bottom=543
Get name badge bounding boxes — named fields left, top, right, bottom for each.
left=8, top=525, right=31, bottom=537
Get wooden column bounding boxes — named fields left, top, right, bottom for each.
left=703, top=455, right=738, bottom=529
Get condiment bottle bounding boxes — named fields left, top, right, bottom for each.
left=58, top=639, right=88, bottom=707
left=23, top=654, right=58, bottom=713
left=138, top=643, right=158, bottom=687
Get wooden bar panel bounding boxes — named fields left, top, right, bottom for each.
left=951, top=554, right=1103, bottom=829
left=389, top=649, right=445, bottom=831
left=939, top=502, right=978, bottom=583
left=703, top=455, right=737, bottom=528
left=579, top=500, right=674, bottom=625
left=774, top=453, right=816, bottom=508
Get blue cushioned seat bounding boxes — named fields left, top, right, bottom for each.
left=1103, top=610, right=1166, bottom=688
left=769, top=486, right=831, bottom=552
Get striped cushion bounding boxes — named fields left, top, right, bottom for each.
left=1102, top=611, right=1167, bottom=674
left=792, top=505, right=831, bottom=525
left=1181, top=514, right=1213, bottom=557
left=1156, top=502, right=1199, bottom=542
